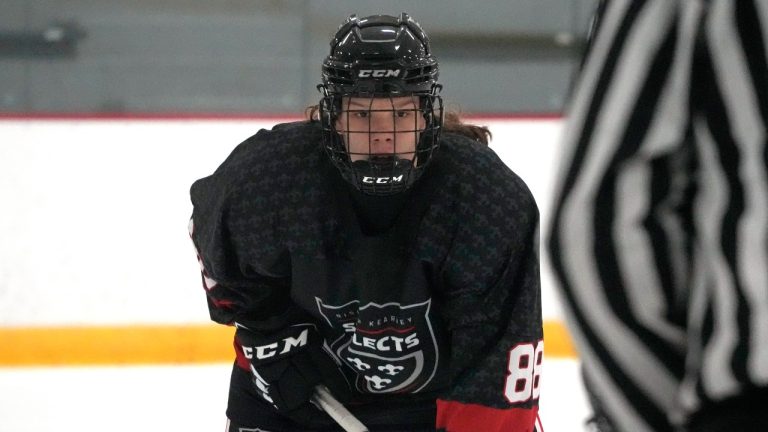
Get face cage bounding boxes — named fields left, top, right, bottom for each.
left=319, top=91, right=444, bottom=196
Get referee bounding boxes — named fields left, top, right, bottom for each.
left=548, top=1, right=768, bottom=431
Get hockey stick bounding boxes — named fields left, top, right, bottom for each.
left=311, top=385, right=369, bottom=432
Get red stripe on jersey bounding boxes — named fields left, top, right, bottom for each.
left=233, top=338, right=250, bottom=370
left=211, top=297, right=236, bottom=309
left=436, top=399, right=538, bottom=432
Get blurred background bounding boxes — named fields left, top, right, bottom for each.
left=0, top=1, right=598, bottom=431
left=0, top=0, right=597, bottom=115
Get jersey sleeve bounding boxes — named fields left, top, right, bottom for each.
left=188, top=134, right=310, bottom=334
left=436, top=146, right=543, bottom=432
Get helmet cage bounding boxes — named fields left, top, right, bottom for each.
left=319, top=88, right=443, bottom=196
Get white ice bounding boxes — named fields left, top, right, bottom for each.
left=0, top=359, right=589, bottom=432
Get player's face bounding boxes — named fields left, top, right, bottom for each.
left=335, top=96, right=426, bottom=162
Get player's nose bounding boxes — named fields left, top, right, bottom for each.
left=367, top=114, right=396, bottom=151
left=368, top=113, right=395, bottom=135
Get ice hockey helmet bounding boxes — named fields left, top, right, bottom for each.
left=318, top=13, right=444, bottom=196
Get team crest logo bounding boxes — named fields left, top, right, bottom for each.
left=316, top=298, right=438, bottom=394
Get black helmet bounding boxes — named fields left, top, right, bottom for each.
left=318, top=13, right=444, bottom=196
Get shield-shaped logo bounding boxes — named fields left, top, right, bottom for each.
left=316, top=298, right=439, bottom=394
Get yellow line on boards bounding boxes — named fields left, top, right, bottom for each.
left=0, top=324, right=235, bottom=367
left=543, top=320, right=578, bottom=359
left=0, top=321, right=577, bottom=367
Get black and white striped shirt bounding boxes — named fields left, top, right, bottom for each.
left=548, top=0, right=768, bottom=430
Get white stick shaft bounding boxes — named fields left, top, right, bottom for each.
left=311, top=385, right=369, bottom=432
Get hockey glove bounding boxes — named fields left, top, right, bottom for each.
left=236, top=323, right=350, bottom=427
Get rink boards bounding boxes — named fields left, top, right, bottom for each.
left=0, top=115, right=574, bottom=365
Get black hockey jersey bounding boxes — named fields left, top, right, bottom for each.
left=190, top=121, right=543, bottom=431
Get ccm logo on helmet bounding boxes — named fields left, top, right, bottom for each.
left=358, top=69, right=401, bottom=78
left=363, top=175, right=404, bottom=184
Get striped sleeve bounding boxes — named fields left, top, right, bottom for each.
left=681, top=0, right=768, bottom=418
left=547, top=0, right=768, bottom=430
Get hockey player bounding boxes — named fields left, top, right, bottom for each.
left=190, top=13, right=543, bottom=432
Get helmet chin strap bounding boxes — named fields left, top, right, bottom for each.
left=349, top=158, right=416, bottom=196
left=367, top=155, right=399, bottom=163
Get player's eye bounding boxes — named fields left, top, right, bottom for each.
left=353, top=110, right=369, bottom=118
left=395, top=110, right=410, bottom=118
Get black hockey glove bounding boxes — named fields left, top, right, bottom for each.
left=235, top=323, right=350, bottom=427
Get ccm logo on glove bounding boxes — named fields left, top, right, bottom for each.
left=242, top=328, right=309, bottom=360
left=235, top=323, right=351, bottom=427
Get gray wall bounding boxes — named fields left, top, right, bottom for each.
left=0, top=0, right=597, bottom=114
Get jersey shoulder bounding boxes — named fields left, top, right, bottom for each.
left=420, top=133, right=540, bottom=293
left=189, top=121, right=329, bottom=274
left=191, top=120, right=322, bottom=201
left=436, top=132, right=538, bottom=213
